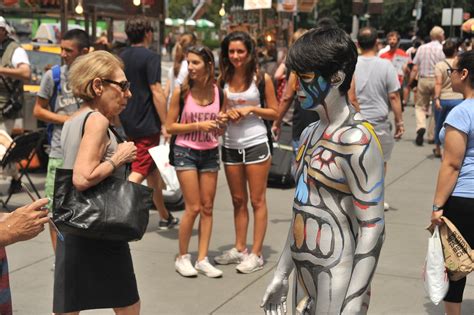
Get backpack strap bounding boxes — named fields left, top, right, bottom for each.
left=50, top=65, right=61, bottom=111
left=256, top=73, right=273, bottom=154
left=217, top=85, right=224, bottom=110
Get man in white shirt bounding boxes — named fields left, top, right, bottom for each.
left=0, top=17, right=30, bottom=134
left=0, top=16, right=31, bottom=194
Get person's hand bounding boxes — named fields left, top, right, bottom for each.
left=226, top=109, right=242, bottom=122
left=431, top=210, right=444, bottom=226
left=161, top=125, right=171, bottom=144
left=261, top=274, right=289, bottom=315
left=196, top=120, right=219, bottom=133
left=272, top=121, right=281, bottom=141
left=216, top=111, right=229, bottom=127
left=114, top=141, right=137, bottom=164
left=5, top=198, right=49, bottom=243
left=435, top=99, right=442, bottom=111
left=394, top=121, right=405, bottom=140
left=237, top=106, right=254, bottom=118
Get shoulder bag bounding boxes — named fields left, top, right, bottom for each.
left=52, top=112, right=153, bottom=241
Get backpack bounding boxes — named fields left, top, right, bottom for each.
left=47, top=65, right=61, bottom=144
left=256, top=73, right=274, bottom=154
left=168, top=86, right=224, bottom=165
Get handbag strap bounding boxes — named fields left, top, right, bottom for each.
left=80, top=111, right=131, bottom=174
left=0, top=75, right=13, bottom=94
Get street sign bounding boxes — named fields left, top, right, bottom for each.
left=442, top=8, right=463, bottom=26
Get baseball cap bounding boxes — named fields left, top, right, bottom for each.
left=0, top=16, right=11, bottom=33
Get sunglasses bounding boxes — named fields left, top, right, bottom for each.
left=102, top=79, right=131, bottom=92
left=187, top=46, right=214, bottom=64
left=446, top=68, right=462, bottom=76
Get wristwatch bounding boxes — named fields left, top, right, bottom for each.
left=432, top=204, right=443, bottom=212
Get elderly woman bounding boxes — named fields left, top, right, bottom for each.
left=53, top=51, right=139, bottom=315
left=431, top=50, right=474, bottom=315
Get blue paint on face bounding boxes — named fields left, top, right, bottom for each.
left=297, top=72, right=331, bottom=110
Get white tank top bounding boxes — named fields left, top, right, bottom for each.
left=223, top=80, right=267, bottom=149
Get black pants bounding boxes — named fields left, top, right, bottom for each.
left=443, top=196, right=474, bottom=303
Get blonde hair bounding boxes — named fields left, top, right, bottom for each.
left=290, top=28, right=307, bottom=46
left=69, top=50, right=124, bottom=102
left=173, top=32, right=196, bottom=77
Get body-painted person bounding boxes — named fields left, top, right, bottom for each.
left=261, top=26, right=385, bottom=315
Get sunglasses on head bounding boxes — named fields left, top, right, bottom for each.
left=187, top=46, right=214, bottom=63
left=102, top=79, right=131, bottom=92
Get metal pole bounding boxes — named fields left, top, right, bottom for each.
left=60, top=0, right=68, bottom=37
left=449, top=0, right=454, bottom=37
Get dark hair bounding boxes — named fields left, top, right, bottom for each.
left=181, top=45, right=215, bottom=97
left=316, top=17, right=338, bottom=28
left=173, top=32, right=197, bottom=77
left=443, top=39, right=457, bottom=58
left=457, top=50, right=474, bottom=88
left=219, top=31, right=258, bottom=89
left=125, top=15, right=154, bottom=44
left=287, top=26, right=358, bottom=94
left=62, top=29, right=90, bottom=50
left=357, top=27, right=377, bottom=50
left=386, top=31, right=400, bottom=41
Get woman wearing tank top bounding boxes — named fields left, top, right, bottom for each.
left=214, top=31, right=278, bottom=274
left=166, top=46, right=228, bottom=278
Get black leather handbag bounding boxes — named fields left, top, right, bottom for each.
left=52, top=112, right=153, bottom=242
left=0, top=76, right=22, bottom=119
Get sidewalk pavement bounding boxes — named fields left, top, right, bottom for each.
left=3, top=106, right=474, bottom=315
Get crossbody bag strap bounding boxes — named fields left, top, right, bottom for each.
left=0, top=75, right=13, bottom=94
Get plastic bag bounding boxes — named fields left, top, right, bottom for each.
left=423, top=226, right=449, bottom=305
left=148, top=144, right=180, bottom=191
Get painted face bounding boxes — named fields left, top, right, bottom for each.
left=295, top=71, right=330, bottom=110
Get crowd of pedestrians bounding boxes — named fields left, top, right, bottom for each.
left=0, top=11, right=472, bottom=314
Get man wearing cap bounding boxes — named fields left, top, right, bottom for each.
left=0, top=17, right=31, bottom=194
left=0, top=17, right=30, bottom=133
left=411, top=26, right=445, bottom=146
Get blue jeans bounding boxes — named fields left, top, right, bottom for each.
left=172, top=145, right=220, bottom=172
left=434, top=99, right=463, bottom=145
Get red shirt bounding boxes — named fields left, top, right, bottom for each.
left=380, top=48, right=409, bottom=85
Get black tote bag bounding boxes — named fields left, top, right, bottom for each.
left=52, top=112, right=153, bottom=241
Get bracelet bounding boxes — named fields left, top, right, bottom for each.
left=396, top=121, right=404, bottom=127
left=106, top=159, right=117, bottom=172
left=432, top=204, right=443, bottom=212
left=434, top=96, right=440, bottom=101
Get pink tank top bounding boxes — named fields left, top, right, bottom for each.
left=175, top=85, right=220, bottom=150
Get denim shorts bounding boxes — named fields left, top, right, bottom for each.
left=172, top=145, right=220, bottom=172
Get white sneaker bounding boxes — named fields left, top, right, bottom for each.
left=236, top=253, right=264, bottom=274
left=195, top=257, right=223, bottom=278
left=214, top=247, right=248, bottom=265
left=175, top=254, right=198, bottom=277
left=384, top=202, right=390, bottom=211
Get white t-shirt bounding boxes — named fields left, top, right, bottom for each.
left=11, top=47, right=30, bottom=68
left=167, top=60, right=188, bottom=107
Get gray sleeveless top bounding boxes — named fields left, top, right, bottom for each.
left=61, top=110, right=121, bottom=175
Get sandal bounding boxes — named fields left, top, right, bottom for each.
left=432, top=148, right=442, bottom=158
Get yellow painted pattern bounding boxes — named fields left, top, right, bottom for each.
left=362, top=122, right=382, bottom=154
left=293, top=214, right=305, bottom=249
left=296, top=143, right=305, bottom=162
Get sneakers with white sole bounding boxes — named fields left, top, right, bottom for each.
left=236, top=253, right=264, bottom=274
left=214, top=247, right=248, bottom=265
left=175, top=254, right=198, bottom=277
left=195, top=257, right=223, bottom=278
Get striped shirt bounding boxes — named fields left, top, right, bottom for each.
left=413, top=40, right=445, bottom=77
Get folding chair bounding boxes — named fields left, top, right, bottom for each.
left=0, top=129, right=45, bottom=208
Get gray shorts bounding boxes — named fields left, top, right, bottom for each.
left=370, top=119, right=394, bottom=162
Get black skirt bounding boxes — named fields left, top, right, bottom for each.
left=53, top=233, right=139, bottom=313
